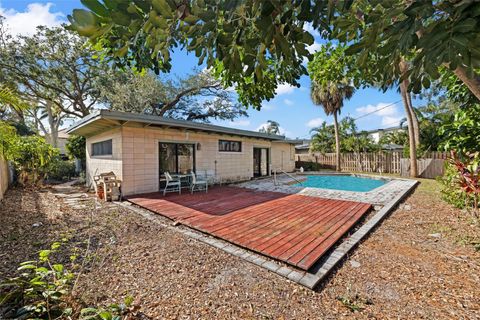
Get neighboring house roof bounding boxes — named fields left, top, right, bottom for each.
left=57, top=129, right=70, bottom=139
left=39, top=128, right=70, bottom=139
left=295, top=143, right=310, bottom=150
left=67, top=110, right=289, bottom=141
left=382, top=143, right=404, bottom=150
left=364, top=125, right=406, bottom=135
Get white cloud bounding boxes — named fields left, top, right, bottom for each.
left=306, top=41, right=322, bottom=54
left=228, top=119, right=250, bottom=127
left=0, top=3, right=65, bottom=36
left=306, top=117, right=325, bottom=128
left=356, top=102, right=397, bottom=117
left=303, top=22, right=320, bottom=37
left=356, top=102, right=405, bottom=128
left=381, top=116, right=403, bottom=127
left=275, top=83, right=296, bottom=95
left=262, top=104, right=276, bottom=111
left=283, top=99, right=294, bottom=106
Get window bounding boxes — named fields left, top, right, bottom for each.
left=91, top=139, right=112, bottom=156
left=159, top=143, right=195, bottom=175
left=219, top=140, right=242, bottom=152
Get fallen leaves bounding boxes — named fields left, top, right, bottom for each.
left=0, top=182, right=479, bottom=319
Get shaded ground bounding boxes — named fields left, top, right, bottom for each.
left=1, top=179, right=479, bottom=319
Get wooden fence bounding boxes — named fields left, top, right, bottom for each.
left=296, top=151, right=447, bottom=178
left=400, top=158, right=446, bottom=179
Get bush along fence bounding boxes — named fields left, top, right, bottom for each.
left=295, top=151, right=447, bottom=178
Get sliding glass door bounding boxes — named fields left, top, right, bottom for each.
left=253, top=147, right=269, bottom=177
left=159, top=142, right=195, bottom=175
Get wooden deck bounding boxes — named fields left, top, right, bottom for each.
left=126, top=187, right=371, bottom=270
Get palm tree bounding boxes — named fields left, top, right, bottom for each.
left=0, top=86, right=25, bottom=111
left=310, top=79, right=354, bottom=171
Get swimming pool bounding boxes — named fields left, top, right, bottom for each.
left=294, top=175, right=386, bottom=192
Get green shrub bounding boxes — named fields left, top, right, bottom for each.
left=46, top=160, right=76, bottom=182
left=439, top=161, right=473, bottom=209
left=66, top=135, right=86, bottom=170
left=0, top=241, right=138, bottom=319
left=8, top=135, right=59, bottom=186
left=0, top=242, right=75, bottom=319
left=295, top=161, right=332, bottom=171
left=439, top=153, right=479, bottom=211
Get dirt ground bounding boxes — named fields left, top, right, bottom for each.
left=1, top=179, right=479, bottom=319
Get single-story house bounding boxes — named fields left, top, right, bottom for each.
left=66, top=110, right=296, bottom=196
left=291, top=139, right=311, bottom=155
left=365, top=125, right=406, bottom=143
left=41, top=128, right=70, bottom=156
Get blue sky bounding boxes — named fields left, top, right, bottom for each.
left=0, top=0, right=422, bottom=138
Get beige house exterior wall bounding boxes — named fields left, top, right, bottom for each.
left=85, top=125, right=295, bottom=196
left=85, top=128, right=123, bottom=189
left=271, top=142, right=296, bottom=172
left=57, top=138, right=68, bottom=155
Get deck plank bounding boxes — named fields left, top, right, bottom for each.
left=126, top=186, right=371, bottom=270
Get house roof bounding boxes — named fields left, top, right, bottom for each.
left=365, top=125, right=405, bottom=134
left=39, top=128, right=70, bottom=139
left=381, top=143, right=404, bottom=150
left=295, top=143, right=310, bottom=150
left=67, top=110, right=288, bottom=141
left=57, top=128, right=70, bottom=139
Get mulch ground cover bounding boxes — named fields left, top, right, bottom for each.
left=0, top=179, right=479, bottom=319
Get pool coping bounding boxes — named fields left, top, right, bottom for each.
left=237, top=173, right=413, bottom=206
left=117, top=178, right=418, bottom=290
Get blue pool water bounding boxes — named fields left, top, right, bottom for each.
left=294, top=175, right=386, bottom=192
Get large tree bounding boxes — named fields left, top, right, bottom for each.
left=309, top=80, right=354, bottom=171
left=67, top=0, right=328, bottom=108
left=0, top=25, right=109, bottom=118
left=69, top=0, right=480, bottom=105
left=259, top=120, right=281, bottom=135
left=98, top=68, right=247, bottom=122
left=308, top=44, right=355, bottom=171
left=0, top=23, right=112, bottom=145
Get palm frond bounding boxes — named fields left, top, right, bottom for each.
left=310, top=79, right=355, bottom=116
left=0, top=86, right=29, bottom=112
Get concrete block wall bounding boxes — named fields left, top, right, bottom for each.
left=121, top=126, right=278, bottom=195
left=85, top=125, right=296, bottom=196
left=271, top=142, right=296, bottom=172
left=85, top=128, right=123, bottom=189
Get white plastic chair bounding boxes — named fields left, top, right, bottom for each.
left=190, top=172, right=208, bottom=194
left=163, top=172, right=181, bottom=196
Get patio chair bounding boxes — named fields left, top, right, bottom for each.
left=190, top=172, right=208, bottom=194
left=163, top=171, right=181, bottom=196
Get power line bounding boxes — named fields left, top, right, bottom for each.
left=352, top=100, right=402, bottom=121
left=298, top=100, right=403, bottom=138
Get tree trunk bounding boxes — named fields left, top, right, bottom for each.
left=45, top=101, right=59, bottom=148
left=451, top=65, right=480, bottom=102
left=406, top=90, right=420, bottom=146
left=333, top=110, right=341, bottom=172
left=399, top=59, right=420, bottom=147
left=400, top=81, right=418, bottom=177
